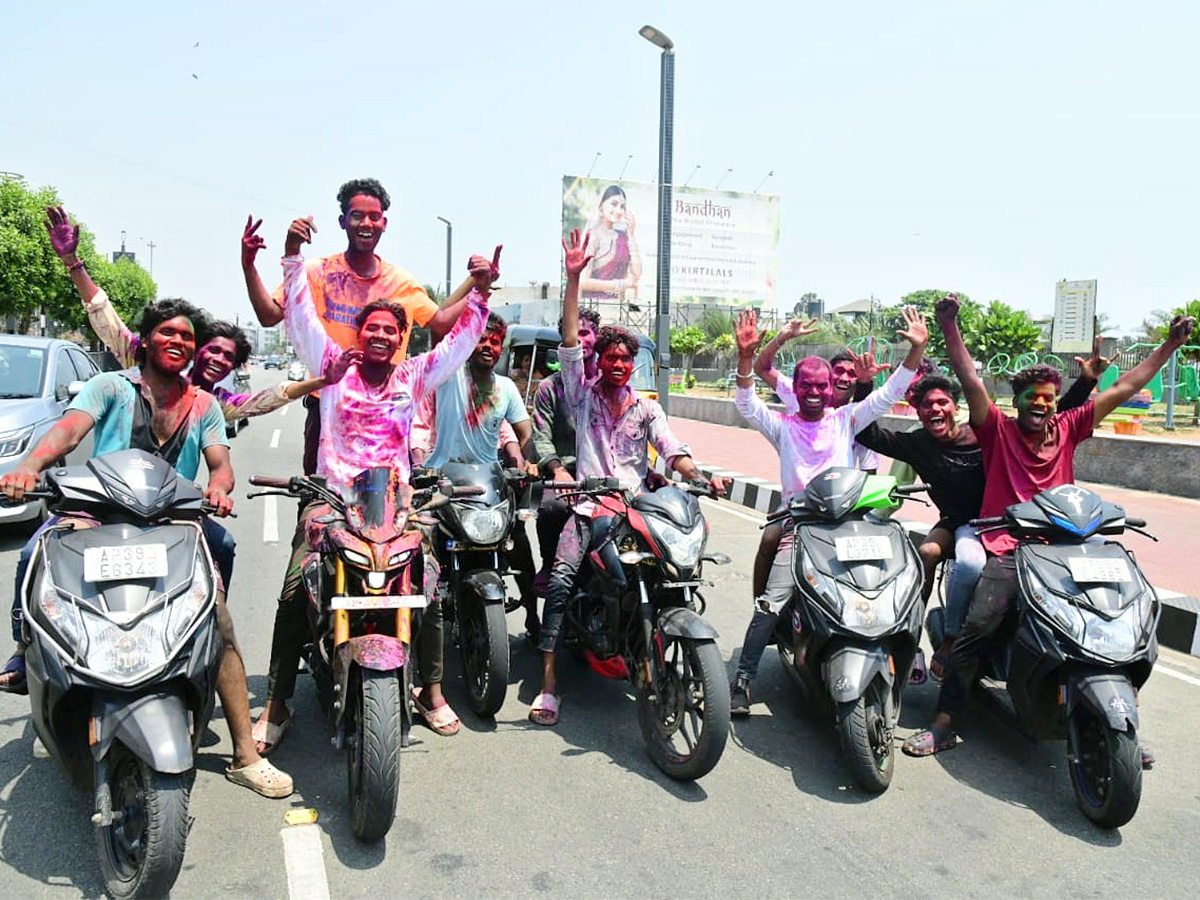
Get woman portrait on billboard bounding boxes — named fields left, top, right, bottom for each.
left=580, top=184, right=642, bottom=300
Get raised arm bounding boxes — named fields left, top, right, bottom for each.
left=752, top=316, right=819, bottom=388
left=1059, top=334, right=1107, bottom=412
left=935, top=294, right=989, bottom=429
left=426, top=272, right=476, bottom=341
left=561, top=229, right=593, bottom=349
left=1093, top=315, right=1195, bottom=424
left=242, top=215, right=285, bottom=327
left=411, top=251, right=499, bottom=400
left=281, top=217, right=337, bottom=374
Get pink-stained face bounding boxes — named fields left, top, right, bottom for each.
left=340, top=194, right=387, bottom=254
left=357, top=309, right=402, bottom=365
left=146, top=316, right=196, bottom=376
left=599, top=193, right=626, bottom=226
left=598, top=342, right=634, bottom=388
left=194, top=337, right=238, bottom=386
left=471, top=327, right=506, bottom=371
left=792, top=356, right=834, bottom=422
left=830, top=359, right=856, bottom=407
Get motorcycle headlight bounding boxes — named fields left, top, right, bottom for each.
left=165, top=554, right=212, bottom=648
left=1024, top=569, right=1084, bottom=642
left=387, top=548, right=416, bottom=568
left=460, top=507, right=508, bottom=545
left=800, top=546, right=842, bottom=616
left=341, top=547, right=371, bottom=567
left=648, top=517, right=706, bottom=570
left=32, top=568, right=86, bottom=652
left=837, top=585, right=898, bottom=633
left=1081, top=609, right=1138, bottom=660
left=87, top=614, right=168, bottom=681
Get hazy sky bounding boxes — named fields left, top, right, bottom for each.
left=3, top=0, right=1196, bottom=334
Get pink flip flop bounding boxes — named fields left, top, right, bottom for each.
left=412, top=688, right=461, bottom=736
left=529, top=692, right=560, bottom=726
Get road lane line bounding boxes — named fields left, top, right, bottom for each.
left=279, top=403, right=290, bottom=417
left=270, top=428, right=281, bottom=449
left=700, top=496, right=766, bottom=526
left=263, top=494, right=279, bottom=544
left=280, top=825, right=330, bottom=900
left=1157, top=664, right=1200, bottom=689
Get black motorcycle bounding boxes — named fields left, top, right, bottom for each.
left=928, top=483, right=1159, bottom=828
left=423, top=462, right=539, bottom=717
left=13, top=449, right=223, bottom=899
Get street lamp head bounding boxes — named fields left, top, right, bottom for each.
left=639, top=25, right=674, bottom=50
left=436, top=215, right=451, bottom=227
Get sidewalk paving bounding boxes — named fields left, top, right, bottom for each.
left=662, top=414, right=1200, bottom=657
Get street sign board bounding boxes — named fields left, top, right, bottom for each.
left=1052, top=279, right=1097, bottom=354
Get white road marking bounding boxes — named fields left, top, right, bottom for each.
left=279, top=403, right=290, bottom=417
left=280, top=824, right=331, bottom=900
left=1156, top=664, right=1200, bottom=689
left=270, top=429, right=281, bottom=448
left=263, top=494, right=279, bottom=544
left=700, top=496, right=767, bottom=526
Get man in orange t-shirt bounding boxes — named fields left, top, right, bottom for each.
left=242, top=177, right=471, bottom=472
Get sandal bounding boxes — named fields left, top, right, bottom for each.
left=412, top=688, right=461, bottom=736
left=225, top=757, right=294, bottom=798
left=528, top=692, right=560, bottom=726
left=251, top=710, right=293, bottom=756
left=0, top=653, right=27, bottom=695
left=902, top=728, right=957, bottom=757
left=929, top=650, right=951, bottom=684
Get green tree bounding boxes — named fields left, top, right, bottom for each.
left=1144, top=300, right=1200, bottom=361
left=881, top=289, right=978, bottom=360
left=669, top=325, right=709, bottom=388
left=697, top=308, right=734, bottom=342
left=965, top=300, right=1042, bottom=363
left=710, top=332, right=736, bottom=375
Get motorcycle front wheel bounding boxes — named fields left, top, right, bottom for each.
left=458, top=594, right=510, bottom=717
left=836, top=679, right=894, bottom=793
left=1068, top=709, right=1141, bottom=828
left=96, top=742, right=191, bottom=900
left=346, top=666, right=402, bottom=842
left=637, top=636, right=730, bottom=781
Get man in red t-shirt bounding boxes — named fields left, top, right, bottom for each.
left=903, top=294, right=1194, bottom=757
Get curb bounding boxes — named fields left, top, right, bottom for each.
left=654, top=457, right=1200, bottom=660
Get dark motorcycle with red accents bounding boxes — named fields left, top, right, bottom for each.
left=247, top=467, right=479, bottom=841
left=555, top=476, right=731, bottom=780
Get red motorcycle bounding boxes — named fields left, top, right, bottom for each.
left=248, top=467, right=478, bottom=841
left=556, top=476, right=731, bottom=780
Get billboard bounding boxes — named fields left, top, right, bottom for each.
left=561, top=175, right=780, bottom=307
left=1052, top=279, right=1097, bottom=354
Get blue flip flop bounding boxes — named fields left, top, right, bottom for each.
left=0, top=654, right=27, bottom=695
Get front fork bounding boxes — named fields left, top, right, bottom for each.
left=638, top=577, right=693, bottom=697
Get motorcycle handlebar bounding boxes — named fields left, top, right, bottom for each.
left=249, top=475, right=292, bottom=489
left=969, top=516, right=1006, bottom=528
left=1126, top=517, right=1147, bottom=528
left=893, top=483, right=930, bottom=496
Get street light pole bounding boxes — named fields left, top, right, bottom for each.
left=640, top=24, right=674, bottom=413
left=435, top=216, right=452, bottom=300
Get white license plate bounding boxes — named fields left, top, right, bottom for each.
left=330, top=595, right=428, bottom=611
left=83, top=543, right=169, bottom=582
left=835, top=535, right=893, bottom=562
left=1069, top=557, right=1131, bottom=583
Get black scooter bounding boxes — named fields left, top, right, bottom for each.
left=13, top=449, right=223, bottom=898
left=928, top=483, right=1159, bottom=828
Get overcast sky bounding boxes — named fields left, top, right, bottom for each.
left=3, top=0, right=1196, bottom=334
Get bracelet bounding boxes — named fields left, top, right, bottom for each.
left=66, top=259, right=86, bottom=272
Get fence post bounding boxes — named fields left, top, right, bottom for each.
left=1165, top=349, right=1178, bottom=430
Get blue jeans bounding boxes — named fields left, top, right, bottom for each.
left=11, top=516, right=236, bottom=643
left=943, top=525, right=987, bottom=638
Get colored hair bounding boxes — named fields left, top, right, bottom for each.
left=1011, top=363, right=1062, bottom=397
left=485, top=311, right=508, bottom=336
left=134, top=299, right=208, bottom=367
left=204, top=320, right=253, bottom=367
left=791, top=355, right=832, bottom=392
left=355, top=299, right=407, bottom=333
left=595, top=325, right=639, bottom=358
left=337, top=177, right=391, bottom=214
left=909, top=374, right=962, bottom=407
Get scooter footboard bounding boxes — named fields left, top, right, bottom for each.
left=824, top=646, right=893, bottom=703
left=92, top=690, right=193, bottom=774
left=1068, top=671, right=1138, bottom=732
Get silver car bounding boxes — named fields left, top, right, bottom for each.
left=0, top=335, right=98, bottom=526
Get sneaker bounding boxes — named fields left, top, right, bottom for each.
left=730, top=676, right=751, bottom=718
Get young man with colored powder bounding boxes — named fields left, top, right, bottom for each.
left=242, top=178, right=473, bottom=474
left=0, top=300, right=293, bottom=798
left=527, top=230, right=729, bottom=727
left=728, top=305, right=929, bottom=715
left=902, top=295, right=1194, bottom=757
left=252, top=216, right=499, bottom=750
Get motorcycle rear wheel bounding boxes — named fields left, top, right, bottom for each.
left=837, top=680, right=894, bottom=793
left=96, top=742, right=191, bottom=900
left=1069, top=710, right=1141, bottom=828
left=458, top=595, right=510, bottom=717
left=346, top=666, right=402, bottom=842
left=637, top=636, right=730, bottom=781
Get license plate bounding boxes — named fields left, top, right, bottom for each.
left=83, top=543, right=169, bottom=582
left=330, top=595, right=428, bottom=610
left=835, top=535, right=893, bottom=562
left=1069, top=557, right=1131, bottom=583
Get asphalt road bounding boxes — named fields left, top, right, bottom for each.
left=1, top=371, right=1199, bottom=899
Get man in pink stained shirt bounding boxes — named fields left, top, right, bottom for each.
left=251, top=215, right=501, bottom=752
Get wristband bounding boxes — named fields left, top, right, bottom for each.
left=67, top=259, right=86, bottom=272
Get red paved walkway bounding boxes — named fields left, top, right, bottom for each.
left=670, top=416, right=1200, bottom=598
